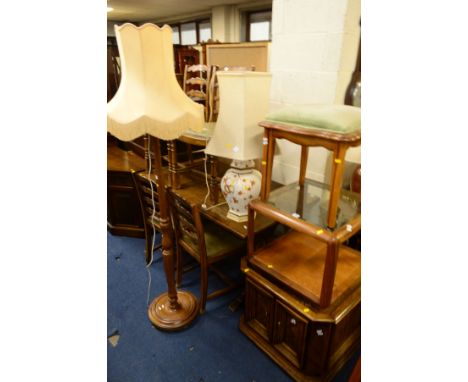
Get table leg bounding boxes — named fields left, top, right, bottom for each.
left=208, top=155, right=219, bottom=204
left=167, top=140, right=180, bottom=189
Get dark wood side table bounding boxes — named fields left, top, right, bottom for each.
left=107, top=143, right=147, bottom=238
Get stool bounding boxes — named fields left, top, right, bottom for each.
left=259, top=105, right=361, bottom=229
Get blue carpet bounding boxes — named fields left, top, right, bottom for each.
left=107, top=232, right=359, bottom=381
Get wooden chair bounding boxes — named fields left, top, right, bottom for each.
left=176, top=46, right=199, bottom=78
left=183, top=64, right=211, bottom=121
left=168, top=188, right=245, bottom=313
left=167, top=64, right=212, bottom=189
left=207, top=65, right=255, bottom=122
left=132, top=171, right=162, bottom=264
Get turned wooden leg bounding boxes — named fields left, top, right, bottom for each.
left=167, top=140, right=180, bottom=189
left=208, top=155, right=219, bottom=204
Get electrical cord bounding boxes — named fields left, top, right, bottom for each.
left=146, top=135, right=158, bottom=307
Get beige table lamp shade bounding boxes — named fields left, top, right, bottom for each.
left=205, top=71, right=272, bottom=160
left=107, top=23, right=204, bottom=141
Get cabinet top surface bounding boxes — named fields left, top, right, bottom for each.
left=249, top=230, right=361, bottom=306
left=107, top=144, right=147, bottom=172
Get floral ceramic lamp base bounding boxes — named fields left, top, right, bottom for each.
left=221, top=159, right=262, bottom=222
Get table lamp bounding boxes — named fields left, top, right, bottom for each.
left=107, top=23, right=204, bottom=331
left=204, top=71, right=272, bottom=222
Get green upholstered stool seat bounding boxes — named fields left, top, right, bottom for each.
left=265, top=105, right=360, bottom=134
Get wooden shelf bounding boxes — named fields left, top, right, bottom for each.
left=249, top=230, right=360, bottom=306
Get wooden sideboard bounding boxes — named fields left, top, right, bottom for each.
left=240, top=262, right=360, bottom=381
left=239, top=118, right=361, bottom=381
left=240, top=184, right=361, bottom=381
left=107, top=140, right=146, bottom=238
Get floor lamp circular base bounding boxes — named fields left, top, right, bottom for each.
left=148, top=291, right=198, bottom=331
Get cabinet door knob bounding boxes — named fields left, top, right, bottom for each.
left=290, top=318, right=296, bottom=325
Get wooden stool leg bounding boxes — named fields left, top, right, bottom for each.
left=261, top=131, right=275, bottom=200
left=299, top=145, right=308, bottom=187
left=327, top=145, right=347, bottom=229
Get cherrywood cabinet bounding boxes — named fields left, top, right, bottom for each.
left=240, top=118, right=361, bottom=381
left=241, top=261, right=360, bottom=381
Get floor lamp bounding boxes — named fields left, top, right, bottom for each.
left=107, top=23, right=205, bottom=330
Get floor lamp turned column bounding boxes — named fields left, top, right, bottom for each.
left=147, top=137, right=198, bottom=330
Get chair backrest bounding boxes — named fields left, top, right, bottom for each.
left=168, top=189, right=207, bottom=257
left=207, top=65, right=256, bottom=122
left=176, top=46, right=199, bottom=76
left=183, top=64, right=211, bottom=120
left=133, top=172, right=161, bottom=230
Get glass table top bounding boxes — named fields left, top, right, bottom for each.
left=182, top=122, right=216, bottom=141
left=266, top=178, right=360, bottom=231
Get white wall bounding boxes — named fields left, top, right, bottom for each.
left=269, top=0, right=361, bottom=184
left=212, top=5, right=240, bottom=42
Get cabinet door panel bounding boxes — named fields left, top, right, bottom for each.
left=244, top=278, right=274, bottom=341
left=273, top=300, right=308, bottom=368
left=107, top=187, right=141, bottom=227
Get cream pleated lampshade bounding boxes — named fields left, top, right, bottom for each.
left=205, top=71, right=272, bottom=160
left=107, top=23, right=204, bottom=141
